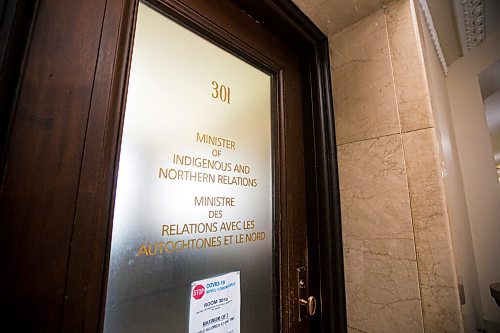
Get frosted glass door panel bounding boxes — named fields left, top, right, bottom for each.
left=104, top=2, right=274, bottom=332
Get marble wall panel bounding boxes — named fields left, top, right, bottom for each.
left=328, top=1, right=463, bottom=331
left=338, top=134, right=424, bottom=332
left=330, top=10, right=400, bottom=145
left=402, top=128, right=463, bottom=332
left=385, top=0, right=434, bottom=132
left=292, top=0, right=393, bottom=37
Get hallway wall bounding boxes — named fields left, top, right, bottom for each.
left=412, top=1, right=500, bottom=329
left=445, top=25, right=500, bottom=327
left=328, top=0, right=463, bottom=331
left=415, top=3, right=483, bottom=332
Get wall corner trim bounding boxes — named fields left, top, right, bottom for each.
left=418, top=0, right=449, bottom=75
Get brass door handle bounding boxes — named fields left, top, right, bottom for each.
left=297, top=266, right=317, bottom=322
left=299, top=295, right=317, bottom=316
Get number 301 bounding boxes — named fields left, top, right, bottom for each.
left=211, top=80, right=231, bottom=104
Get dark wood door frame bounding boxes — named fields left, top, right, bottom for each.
left=0, top=0, right=38, bottom=178
left=0, top=0, right=346, bottom=332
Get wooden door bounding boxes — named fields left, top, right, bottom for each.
left=0, top=0, right=346, bottom=332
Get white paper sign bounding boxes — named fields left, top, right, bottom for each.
left=189, top=271, right=241, bottom=333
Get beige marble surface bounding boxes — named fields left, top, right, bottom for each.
left=330, top=10, right=400, bottom=145
left=292, top=0, right=393, bottom=37
left=402, top=128, right=463, bottom=333
left=385, top=0, right=434, bottom=133
left=327, top=1, right=463, bottom=331
left=338, top=134, right=424, bottom=332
